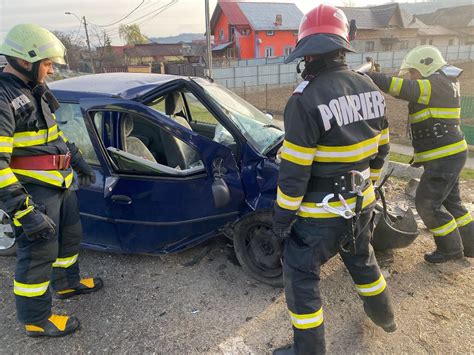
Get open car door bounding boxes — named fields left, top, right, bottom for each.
left=78, top=98, right=245, bottom=254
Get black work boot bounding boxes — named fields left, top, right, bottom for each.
left=25, top=314, right=80, bottom=337
left=425, top=232, right=464, bottom=264
left=459, top=222, right=474, bottom=258
left=56, top=277, right=104, bottom=299
left=273, top=344, right=295, bottom=355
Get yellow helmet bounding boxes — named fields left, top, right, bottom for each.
left=399, top=45, right=447, bottom=78
left=0, top=24, right=66, bottom=65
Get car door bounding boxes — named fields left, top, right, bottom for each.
left=79, top=98, right=245, bottom=254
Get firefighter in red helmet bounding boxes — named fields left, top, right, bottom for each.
left=272, top=5, right=396, bottom=354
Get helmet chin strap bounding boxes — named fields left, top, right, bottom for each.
left=5, top=56, right=41, bottom=86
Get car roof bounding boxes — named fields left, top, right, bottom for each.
left=49, top=72, right=190, bottom=101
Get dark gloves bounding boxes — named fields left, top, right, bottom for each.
left=68, top=142, right=96, bottom=186
left=14, top=207, right=56, bottom=241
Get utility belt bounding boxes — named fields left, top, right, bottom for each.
left=411, top=123, right=461, bottom=140
left=307, top=167, right=371, bottom=195
left=10, top=153, right=71, bottom=170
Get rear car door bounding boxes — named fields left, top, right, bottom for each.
left=78, top=98, right=245, bottom=254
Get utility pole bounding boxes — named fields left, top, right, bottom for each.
left=65, top=12, right=95, bottom=73
left=205, top=0, right=213, bottom=77
left=82, top=16, right=95, bottom=73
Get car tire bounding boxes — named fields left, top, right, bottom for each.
left=0, top=229, right=16, bottom=256
left=233, top=210, right=283, bottom=287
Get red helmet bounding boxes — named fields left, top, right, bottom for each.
left=284, top=4, right=356, bottom=64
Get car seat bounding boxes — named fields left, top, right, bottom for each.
left=161, top=92, right=199, bottom=169
left=122, top=115, right=157, bottom=163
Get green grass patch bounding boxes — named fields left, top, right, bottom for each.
left=389, top=152, right=474, bottom=180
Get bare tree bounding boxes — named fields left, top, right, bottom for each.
left=53, top=31, right=85, bottom=71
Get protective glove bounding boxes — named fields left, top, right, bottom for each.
left=68, top=142, right=96, bottom=186
left=14, top=207, right=56, bottom=242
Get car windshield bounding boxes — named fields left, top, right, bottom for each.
left=197, top=79, right=284, bottom=154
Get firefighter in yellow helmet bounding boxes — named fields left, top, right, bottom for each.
left=367, top=45, right=473, bottom=263
left=0, top=24, right=103, bottom=337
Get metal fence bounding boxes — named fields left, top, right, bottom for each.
left=213, top=44, right=474, bottom=89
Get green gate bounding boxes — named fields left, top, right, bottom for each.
left=461, top=95, right=474, bottom=145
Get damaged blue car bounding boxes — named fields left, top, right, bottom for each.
left=0, top=73, right=285, bottom=286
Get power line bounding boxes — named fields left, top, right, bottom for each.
left=92, top=0, right=146, bottom=27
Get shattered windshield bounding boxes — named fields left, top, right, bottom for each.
left=198, top=79, right=284, bottom=154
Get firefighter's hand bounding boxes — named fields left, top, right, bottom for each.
left=272, top=221, right=292, bottom=242
left=373, top=62, right=381, bottom=72
left=15, top=208, right=56, bottom=241
left=77, top=171, right=96, bottom=186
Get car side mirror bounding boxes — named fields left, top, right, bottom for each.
left=212, top=158, right=230, bottom=208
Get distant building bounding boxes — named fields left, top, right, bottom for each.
left=341, top=3, right=460, bottom=52
left=210, top=0, right=303, bottom=60
left=416, top=5, right=474, bottom=44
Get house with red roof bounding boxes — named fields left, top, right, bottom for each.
left=210, top=0, right=303, bottom=59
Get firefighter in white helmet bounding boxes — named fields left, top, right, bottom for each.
left=0, top=24, right=102, bottom=337
left=367, top=45, right=473, bottom=263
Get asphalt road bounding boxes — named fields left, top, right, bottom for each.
left=0, top=237, right=282, bottom=353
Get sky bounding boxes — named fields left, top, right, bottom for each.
left=0, top=0, right=411, bottom=45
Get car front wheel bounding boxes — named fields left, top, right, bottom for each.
left=0, top=226, right=16, bottom=256
left=233, top=210, right=283, bottom=287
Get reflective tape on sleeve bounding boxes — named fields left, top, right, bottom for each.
left=0, top=167, right=19, bottom=188
left=280, top=140, right=317, bottom=166
left=0, top=136, right=14, bottom=153
left=417, top=80, right=432, bottom=105
left=389, top=77, right=403, bottom=96
left=277, top=187, right=303, bottom=211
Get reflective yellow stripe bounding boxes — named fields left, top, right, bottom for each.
left=13, top=205, right=34, bottom=226
left=14, top=280, right=50, bottom=297
left=12, top=169, right=74, bottom=188
left=379, top=128, right=389, bottom=145
left=417, top=80, right=431, bottom=105
left=389, top=77, right=403, bottom=96
left=58, top=131, right=69, bottom=142
left=355, top=274, right=386, bottom=297
left=289, top=307, right=324, bottom=330
left=281, top=140, right=317, bottom=166
left=409, top=107, right=460, bottom=124
left=277, top=187, right=304, bottom=211
left=314, top=134, right=380, bottom=163
left=52, top=254, right=78, bottom=268
left=414, top=139, right=467, bottom=163
left=455, top=212, right=472, bottom=228
left=13, top=125, right=59, bottom=147
left=0, top=167, right=19, bottom=188
left=0, top=136, right=14, bottom=153
left=370, top=168, right=381, bottom=181
left=298, top=185, right=375, bottom=219
left=430, top=219, right=457, bottom=237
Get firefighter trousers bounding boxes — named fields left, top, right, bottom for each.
left=282, top=207, right=395, bottom=355
left=416, top=151, right=473, bottom=256
left=14, top=184, right=82, bottom=324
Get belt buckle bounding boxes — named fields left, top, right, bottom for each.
left=433, top=123, right=444, bottom=138
left=57, top=153, right=71, bottom=170
left=349, top=170, right=367, bottom=196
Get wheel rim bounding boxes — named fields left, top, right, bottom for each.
left=244, top=222, right=282, bottom=278
left=0, top=223, right=15, bottom=251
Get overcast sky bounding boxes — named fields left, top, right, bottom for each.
left=1, top=0, right=398, bottom=45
